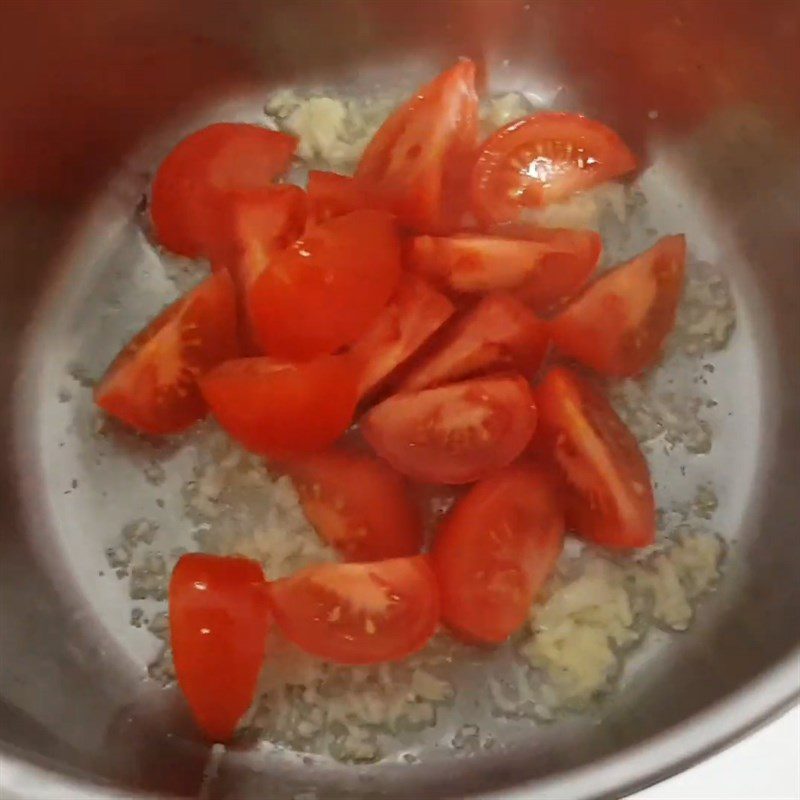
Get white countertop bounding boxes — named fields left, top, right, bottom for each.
left=630, top=705, right=800, bottom=799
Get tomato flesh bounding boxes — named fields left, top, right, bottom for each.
left=248, top=209, right=402, bottom=360
left=400, top=293, right=549, bottom=391
left=409, top=227, right=601, bottom=314
left=534, top=366, right=655, bottom=548
left=200, top=355, right=359, bottom=457
left=306, top=170, right=385, bottom=224
left=169, top=553, right=271, bottom=742
left=95, top=271, right=239, bottom=435
left=350, top=274, right=455, bottom=398
left=550, top=235, right=686, bottom=377
left=432, top=463, right=565, bottom=644
left=269, top=556, right=440, bottom=664
left=362, top=374, right=537, bottom=485
left=471, top=113, right=637, bottom=226
left=286, top=449, right=423, bottom=562
left=356, top=60, right=479, bottom=233
left=151, top=123, right=297, bottom=258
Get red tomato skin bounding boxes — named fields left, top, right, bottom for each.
left=409, top=227, right=602, bottom=315
left=306, top=170, right=386, bottom=224
left=94, top=270, right=239, bottom=435
left=510, top=227, right=602, bottom=313
left=212, top=185, right=307, bottom=353
left=362, top=374, right=537, bottom=485
left=471, top=112, right=637, bottom=226
left=400, top=293, right=550, bottom=392
left=199, top=355, right=359, bottom=458
left=432, top=462, right=565, bottom=644
left=169, top=553, right=271, bottom=742
left=285, top=449, right=423, bottom=562
left=533, top=366, right=655, bottom=548
left=268, top=556, right=440, bottom=665
left=550, top=235, right=687, bottom=377
left=151, top=123, right=297, bottom=258
left=213, top=185, right=308, bottom=284
left=350, top=274, right=455, bottom=398
left=356, top=60, right=479, bottom=233
left=248, top=210, right=403, bottom=361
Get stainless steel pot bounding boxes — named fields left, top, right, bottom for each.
left=1, top=1, right=798, bottom=798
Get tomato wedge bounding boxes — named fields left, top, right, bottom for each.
left=269, top=556, right=439, bottom=664
left=95, top=271, right=238, bottom=435
left=362, top=374, right=537, bottom=485
left=213, top=185, right=307, bottom=353
left=285, top=449, right=423, bottom=562
left=169, top=553, right=271, bottom=742
left=199, top=355, right=359, bottom=457
left=550, top=235, right=686, bottom=377
left=214, top=185, right=307, bottom=287
left=356, top=60, right=479, bottom=233
left=431, top=463, right=565, bottom=644
left=151, top=123, right=297, bottom=258
left=306, top=170, right=384, bottom=224
left=400, top=293, right=549, bottom=392
left=350, top=274, right=455, bottom=398
left=248, top=209, right=402, bottom=360
left=409, top=227, right=601, bottom=314
left=471, top=113, right=637, bottom=226
left=533, top=366, right=655, bottom=548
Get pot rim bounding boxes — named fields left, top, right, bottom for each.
left=1, top=646, right=797, bottom=800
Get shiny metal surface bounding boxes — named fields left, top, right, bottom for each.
left=1, top=1, right=799, bottom=799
